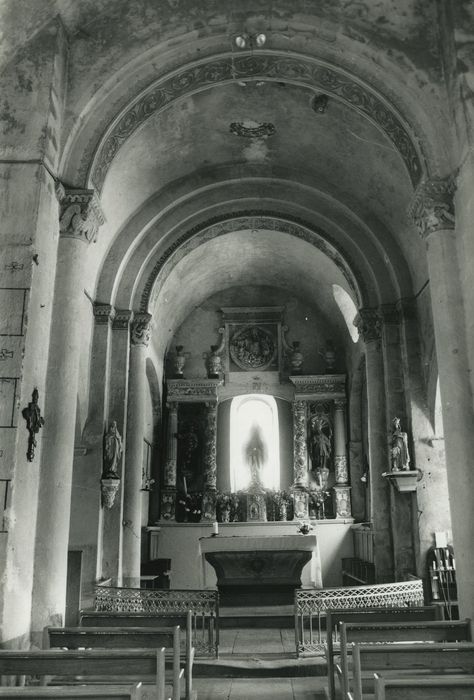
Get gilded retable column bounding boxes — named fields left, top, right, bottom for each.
left=410, top=177, right=474, bottom=623
left=292, top=399, right=309, bottom=519
left=122, top=312, right=152, bottom=585
left=333, top=398, right=352, bottom=518
left=32, top=186, right=104, bottom=634
left=203, top=402, right=218, bottom=490
left=161, top=401, right=178, bottom=520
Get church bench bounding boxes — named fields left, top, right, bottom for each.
left=350, top=642, right=474, bottom=700
left=0, top=649, right=168, bottom=700
left=337, top=618, right=472, bottom=700
left=46, top=625, right=191, bottom=700
left=0, top=684, right=143, bottom=699
left=371, top=673, right=474, bottom=700
left=324, top=605, right=441, bottom=700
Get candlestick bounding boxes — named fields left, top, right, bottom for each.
left=212, top=522, right=218, bottom=535
left=183, top=476, right=187, bottom=496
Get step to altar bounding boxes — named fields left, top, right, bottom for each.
left=219, top=605, right=294, bottom=628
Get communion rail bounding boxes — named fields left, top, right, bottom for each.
left=294, top=578, right=424, bottom=656
left=94, top=585, right=219, bottom=657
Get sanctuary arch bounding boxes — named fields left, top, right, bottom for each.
left=2, top=0, right=474, bottom=650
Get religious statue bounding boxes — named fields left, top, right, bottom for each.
left=103, top=421, right=123, bottom=478
left=390, top=417, right=411, bottom=471
left=309, top=415, right=332, bottom=471
left=22, top=388, right=45, bottom=462
left=245, top=424, right=267, bottom=488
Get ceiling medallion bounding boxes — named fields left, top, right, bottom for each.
left=229, top=326, right=276, bottom=371
left=229, top=121, right=276, bottom=138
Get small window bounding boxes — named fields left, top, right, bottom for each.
left=230, top=394, right=280, bottom=491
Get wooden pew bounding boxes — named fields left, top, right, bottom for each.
left=351, top=642, right=474, bottom=700
left=46, top=625, right=188, bottom=700
left=372, top=673, right=474, bottom=700
left=337, top=618, right=472, bottom=700
left=325, top=606, right=440, bottom=700
left=0, top=649, right=168, bottom=700
left=0, top=685, right=143, bottom=699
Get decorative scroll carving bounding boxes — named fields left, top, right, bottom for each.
left=409, top=176, right=456, bottom=239
left=167, top=379, right=222, bottom=403
left=21, top=388, right=45, bottom=462
left=290, top=374, right=346, bottom=398
left=203, top=404, right=217, bottom=490
left=130, top=313, right=152, bottom=346
left=354, top=308, right=383, bottom=343
left=56, top=184, right=104, bottom=244
left=91, top=54, right=422, bottom=192
left=293, top=400, right=308, bottom=486
left=93, top=303, right=115, bottom=325
left=229, top=121, right=276, bottom=138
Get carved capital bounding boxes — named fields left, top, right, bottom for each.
left=57, top=185, right=105, bottom=244
left=354, top=308, right=383, bottom=343
left=408, top=176, right=456, bottom=240
left=93, top=303, right=115, bottom=325
left=334, top=398, right=347, bottom=411
left=131, top=313, right=152, bottom=346
left=112, top=309, right=133, bottom=330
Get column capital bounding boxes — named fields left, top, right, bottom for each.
left=408, top=176, right=456, bottom=240
left=334, top=398, right=347, bottom=410
left=112, top=309, right=133, bottom=331
left=56, top=184, right=105, bottom=244
left=93, top=303, right=115, bottom=325
left=354, top=308, right=383, bottom=342
left=130, top=313, right=152, bottom=346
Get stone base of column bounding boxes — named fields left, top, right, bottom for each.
left=291, top=488, right=309, bottom=520
left=333, top=485, right=352, bottom=518
left=160, top=489, right=176, bottom=521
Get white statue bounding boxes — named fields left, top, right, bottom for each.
left=103, top=421, right=123, bottom=477
left=390, top=417, right=410, bottom=471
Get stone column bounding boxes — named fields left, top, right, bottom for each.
left=161, top=402, right=178, bottom=520
left=101, top=309, right=132, bottom=583
left=410, top=177, right=474, bottom=621
left=122, top=313, right=152, bottom=585
left=292, top=400, right=309, bottom=519
left=32, top=186, right=104, bottom=633
left=333, top=398, right=352, bottom=518
left=355, top=309, right=394, bottom=582
left=203, top=403, right=218, bottom=490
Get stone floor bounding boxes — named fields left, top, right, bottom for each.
left=193, top=626, right=328, bottom=700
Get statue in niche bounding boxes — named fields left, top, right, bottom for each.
left=390, top=417, right=411, bottom=471
left=309, top=415, right=332, bottom=471
left=103, top=421, right=123, bottom=478
left=245, top=424, right=267, bottom=489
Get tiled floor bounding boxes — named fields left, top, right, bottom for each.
left=193, top=626, right=328, bottom=699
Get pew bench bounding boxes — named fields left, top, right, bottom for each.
left=350, top=642, right=474, bottom=700
left=0, top=685, right=143, bottom=699
left=45, top=627, right=189, bottom=700
left=324, top=606, right=440, bottom=700
left=337, top=618, right=472, bottom=700
left=0, top=649, right=169, bottom=700
left=371, top=673, right=474, bottom=700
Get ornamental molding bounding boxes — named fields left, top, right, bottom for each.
left=354, top=308, right=383, bottom=343
left=141, top=212, right=363, bottom=312
left=166, top=378, right=223, bottom=403
left=408, top=176, right=456, bottom=240
left=56, top=184, right=105, bottom=244
left=88, top=52, right=424, bottom=192
left=93, top=303, right=115, bottom=325
left=131, top=312, right=152, bottom=346
left=290, top=374, right=346, bottom=399
left=112, top=308, right=133, bottom=330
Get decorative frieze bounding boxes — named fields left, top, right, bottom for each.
left=290, top=374, right=346, bottom=400
left=354, top=308, right=383, bottom=343
left=130, top=313, right=152, bottom=346
left=56, top=184, right=104, bottom=244
left=166, top=378, right=222, bottom=403
left=408, top=176, right=456, bottom=240
left=112, top=309, right=133, bottom=331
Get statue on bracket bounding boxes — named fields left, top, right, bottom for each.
left=390, top=417, right=411, bottom=471
left=103, top=421, right=123, bottom=478
left=309, top=414, right=332, bottom=472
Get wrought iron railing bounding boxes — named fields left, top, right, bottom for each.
left=294, top=578, right=424, bottom=656
left=94, top=586, right=219, bottom=657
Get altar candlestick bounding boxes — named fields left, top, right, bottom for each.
left=212, top=522, right=218, bottom=535
left=183, top=476, right=187, bottom=496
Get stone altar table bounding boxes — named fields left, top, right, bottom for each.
left=200, top=534, right=320, bottom=606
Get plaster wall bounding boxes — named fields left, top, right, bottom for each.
left=154, top=520, right=354, bottom=591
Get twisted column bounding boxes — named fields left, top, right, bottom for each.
left=203, top=403, right=218, bottom=490
left=292, top=400, right=308, bottom=486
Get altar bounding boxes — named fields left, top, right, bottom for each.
left=200, top=533, right=320, bottom=605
